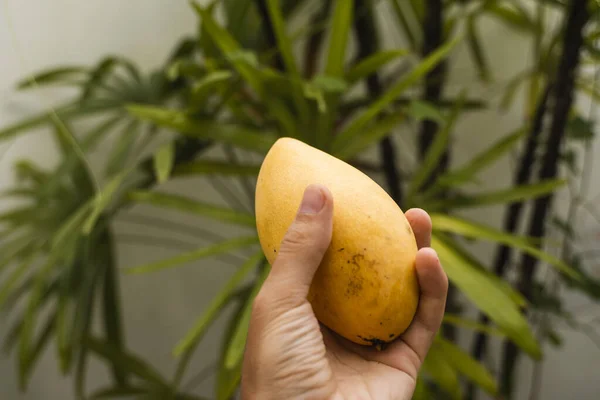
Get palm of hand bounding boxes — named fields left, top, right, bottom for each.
left=322, top=327, right=418, bottom=400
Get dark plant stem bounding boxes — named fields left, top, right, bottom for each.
left=353, top=0, right=404, bottom=205
left=101, top=227, right=127, bottom=387
left=467, top=85, right=553, bottom=400
left=500, top=1, right=589, bottom=396
left=255, top=0, right=285, bottom=70
left=304, top=0, right=332, bottom=77
left=419, top=0, right=448, bottom=186
left=420, top=0, right=456, bottom=340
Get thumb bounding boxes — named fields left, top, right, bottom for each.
left=264, top=184, right=334, bottom=299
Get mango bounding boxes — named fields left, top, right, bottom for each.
left=255, top=137, right=420, bottom=347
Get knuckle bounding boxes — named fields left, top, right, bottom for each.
left=279, top=218, right=331, bottom=256
left=280, top=224, right=311, bottom=251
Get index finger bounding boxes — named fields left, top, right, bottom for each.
left=405, top=208, right=432, bottom=249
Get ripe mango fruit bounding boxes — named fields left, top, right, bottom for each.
left=255, top=137, right=420, bottom=347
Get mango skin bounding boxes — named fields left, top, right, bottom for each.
left=255, top=137, right=420, bottom=347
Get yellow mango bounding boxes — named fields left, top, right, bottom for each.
left=255, top=137, right=419, bottom=347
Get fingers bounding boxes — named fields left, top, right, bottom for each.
left=262, top=184, right=334, bottom=300
left=347, top=247, right=447, bottom=375
left=396, top=247, right=448, bottom=363
left=405, top=208, right=432, bottom=249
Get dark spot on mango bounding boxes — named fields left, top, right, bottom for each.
left=389, top=334, right=394, bottom=338
left=346, top=277, right=364, bottom=297
left=338, top=247, right=345, bottom=252
left=360, top=337, right=389, bottom=351
left=349, top=254, right=364, bottom=273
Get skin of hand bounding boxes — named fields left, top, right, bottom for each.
left=241, top=184, right=449, bottom=400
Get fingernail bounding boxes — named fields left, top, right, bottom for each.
left=299, top=185, right=325, bottom=215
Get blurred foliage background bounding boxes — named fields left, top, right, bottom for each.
left=1, top=0, right=600, bottom=399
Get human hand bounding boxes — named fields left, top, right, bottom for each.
left=241, top=184, right=448, bottom=400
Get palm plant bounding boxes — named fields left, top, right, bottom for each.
left=1, top=1, right=600, bottom=399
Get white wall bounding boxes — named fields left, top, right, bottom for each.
left=1, top=1, right=599, bottom=399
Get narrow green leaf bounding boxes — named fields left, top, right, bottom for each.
left=83, top=171, right=129, bottom=234
left=484, top=4, right=536, bottom=33
left=0, top=100, right=118, bottom=143
left=50, top=119, right=73, bottom=156
left=173, top=252, right=263, bottom=356
left=412, top=378, right=431, bottom=400
left=191, top=2, right=264, bottom=95
left=432, top=234, right=541, bottom=358
left=567, top=114, right=595, bottom=141
left=264, top=0, right=309, bottom=123
left=466, top=15, right=491, bottom=82
left=127, top=190, right=256, bottom=227
left=19, top=202, right=93, bottom=378
left=427, top=179, right=567, bottom=210
left=86, top=336, right=167, bottom=386
left=334, top=112, right=406, bottom=160
left=422, top=344, right=461, bottom=400
left=19, top=313, right=56, bottom=390
left=216, top=287, right=253, bottom=400
left=431, top=214, right=533, bottom=246
left=73, top=234, right=115, bottom=397
left=443, top=314, right=505, bottom=337
left=82, top=56, right=141, bottom=100
left=408, top=0, right=424, bottom=22
left=154, top=141, right=175, bottom=184
left=0, top=188, right=37, bottom=199
left=0, top=253, right=36, bottom=309
left=126, top=105, right=277, bottom=154
left=435, top=337, right=498, bottom=396
left=407, top=100, right=445, bottom=123
left=167, top=60, right=205, bottom=82
left=224, top=263, right=271, bottom=369
left=172, top=160, right=261, bottom=177
left=190, top=70, right=234, bottom=105
left=311, top=75, right=348, bottom=93
left=501, top=69, right=534, bottom=110
left=333, top=36, right=459, bottom=149
left=346, top=50, right=409, bottom=84
left=324, top=0, right=353, bottom=76
left=265, top=0, right=299, bottom=74
left=48, top=108, right=99, bottom=198
left=0, top=206, right=37, bottom=228
left=81, top=115, right=125, bottom=151
left=17, top=66, right=88, bottom=89
left=0, top=234, right=36, bottom=275
left=104, top=119, right=139, bottom=177
left=127, top=236, right=259, bottom=274
left=434, top=128, right=524, bottom=188
left=224, top=0, right=256, bottom=45
left=577, top=78, right=600, bottom=104
left=390, top=0, right=418, bottom=51
left=409, top=92, right=465, bottom=196
left=431, top=214, right=580, bottom=280
left=435, top=233, right=528, bottom=307
left=89, top=386, right=146, bottom=399
left=14, top=160, right=50, bottom=186
left=100, top=231, right=127, bottom=387
left=56, top=270, right=76, bottom=374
